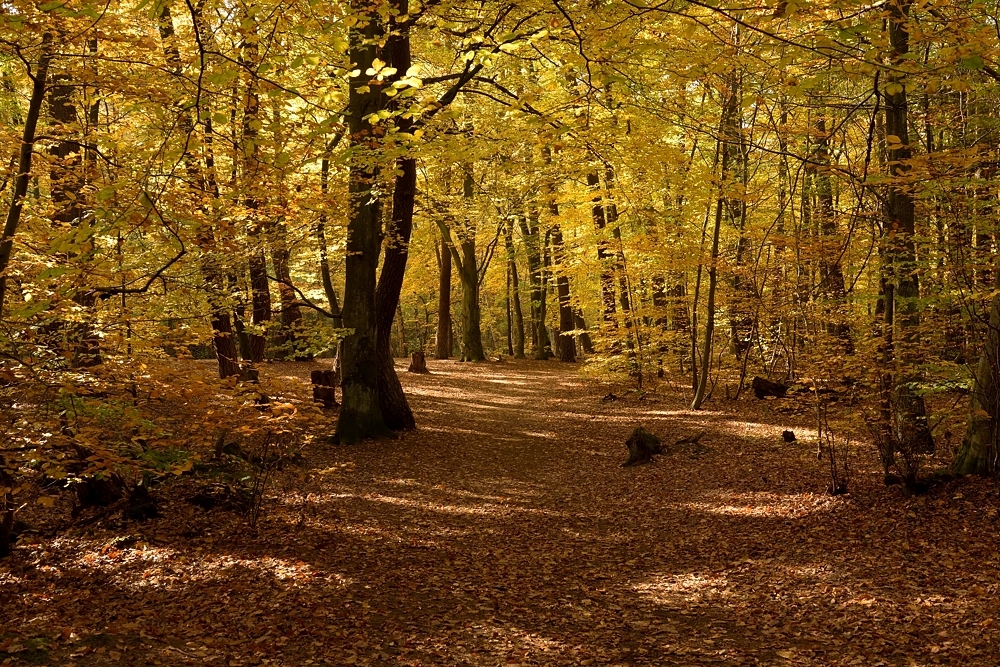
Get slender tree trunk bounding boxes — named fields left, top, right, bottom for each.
left=575, top=309, right=595, bottom=354
left=435, top=232, right=452, bottom=358
left=505, top=223, right=525, bottom=358
left=587, top=171, right=618, bottom=330
left=519, top=213, right=551, bottom=358
left=269, top=103, right=305, bottom=358
left=439, top=170, right=486, bottom=361
left=241, top=20, right=271, bottom=363
left=0, top=35, right=51, bottom=319
left=457, top=237, right=486, bottom=361
left=692, top=69, right=739, bottom=409
left=318, top=155, right=341, bottom=325
left=505, top=258, right=514, bottom=356
left=551, top=225, right=576, bottom=362
left=158, top=7, right=240, bottom=377
left=813, top=113, right=852, bottom=351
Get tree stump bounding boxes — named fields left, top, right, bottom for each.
left=751, top=376, right=788, bottom=399
left=622, top=427, right=663, bottom=467
left=310, top=369, right=338, bottom=408
left=407, top=351, right=429, bottom=373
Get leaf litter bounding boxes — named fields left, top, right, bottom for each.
left=2, top=359, right=999, bottom=666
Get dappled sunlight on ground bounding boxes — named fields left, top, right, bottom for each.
left=3, top=359, right=1000, bottom=665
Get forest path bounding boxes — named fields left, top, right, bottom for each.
left=4, top=359, right=999, bottom=666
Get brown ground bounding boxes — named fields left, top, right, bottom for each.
left=2, top=359, right=999, bottom=666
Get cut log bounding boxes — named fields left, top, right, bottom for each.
left=407, top=351, right=429, bottom=373
left=752, top=376, right=788, bottom=399
left=622, top=427, right=663, bottom=467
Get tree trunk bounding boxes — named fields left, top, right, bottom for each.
left=0, top=34, right=51, bottom=319
left=506, top=224, right=526, bottom=358
left=551, top=225, right=576, bottom=362
left=439, top=171, right=486, bottom=362
left=157, top=7, right=240, bottom=377
left=335, top=3, right=393, bottom=444
left=519, top=213, right=551, bottom=359
left=48, top=43, right=101, bottom=367
left=241, top=20, right=271, bottom=363
left=952, top=274, right=1000, bottom=475
left=435, top=231, right=452, bottom=358
left=587, top=171, right=618, bottom=330
left=269, top=103, right=305, bottom=358
left=692, top=68, right=738, bottom=410
left=813, top=113, right=852, bottom=351
left=884, top=0, right=934, bottom=453
left=374, top=154, right=416, bottom=430
left=575, top=309, right=595, bottom=354
left=457, top=236, right=486, bottom=361
left=374, top=20, right=418, bottom=432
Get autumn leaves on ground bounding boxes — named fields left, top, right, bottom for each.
left=2, top=359, right=999, bottom=666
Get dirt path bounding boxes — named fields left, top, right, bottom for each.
left=3, top=359, right=999, bottom=665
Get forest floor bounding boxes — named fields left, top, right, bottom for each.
left=2, top=358, right=1000, bottom=666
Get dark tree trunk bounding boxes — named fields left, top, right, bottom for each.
left=161, top=5, right=241, bottom=377
left=375, top=151, right=416, bottom=431
left=952, top=274, right=1000, bottom=475
left=48, top=47, right=102, bottom=367
left=587, top=171, right=618, bottom=329
left=455, top=237, right=486, bottom=361
left=813, top=113, right=852, bottom=351
left=552, top=225, right=576, bottom=362
left=0, top=34, right=52, bottom=318
left=884, top=0, right=934, bottom=453
left=519, top=214, right=551, bottom=359
left=435, top=232, right=452, bottom=358
left=241, top=22, right=271, bottom=363
left=506, top=224, right=526, bottom=358
left=575, top=309, right=595, bottom=354
left=692, top=68, right=739, bottom=410
left=335, top=3, right=393, bottom=444
left=407, top=350, right=429, bottom=373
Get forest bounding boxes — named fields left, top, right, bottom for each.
left=2, top=0, right=1000, bottom=664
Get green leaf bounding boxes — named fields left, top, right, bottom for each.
left=960, top=55, right=985, bottom=71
